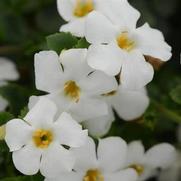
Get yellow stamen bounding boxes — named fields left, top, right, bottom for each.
left=0, top=125, right=6, bottom=140
left=64, top=80, right=81, bottom=102
left=33, top=129, right=53, bottom=149
left=83, top=169, right=104, bottom=181
left=117, top=32, right=135, bottom=52
left=130, top=164, right=144, bottom=176
left=74, top=0, right=94, bottom=17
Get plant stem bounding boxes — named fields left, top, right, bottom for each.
left=152, top=100, right=181, bottom=123
left=0, top=46, right=21, bottom=55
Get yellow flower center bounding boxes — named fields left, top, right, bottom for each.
left=64, top=80, right=81, bottom=102
left=33, top=129, right=53, bottom=149
left=129, top=164, right=144, bottom=176
left=117, top=32, right=135, bottom=52
left=74, top=0, right=94, bottom=17
left=83, top=169, right=104, bottom=181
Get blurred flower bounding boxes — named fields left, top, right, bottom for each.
left=0, top=57, right=19, bottom=111
left=57, top=0, right=139, bottom=37
left=84, top=87, right=149, bottom=137
left=85, top=10, right=172, bottom=90
left=45, top=137, right=138, bottom=181
left=158, top=125, right=181, bottom=181
left=5, top=97, right=88, bottom=178
left=34, top=49, right=117, bottom=122
left=126, top=141, right=176, bottom=181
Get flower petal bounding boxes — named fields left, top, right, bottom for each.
left=57, top=0, right=74, bottom=21
left=60, top=49, right=91, bottom=81
left=87, top=44, right=122, bottom=76
left=70, top=97, right=108, bottom=121
left=0, top=96, right=8, bottom=111
left=40, top=142, right=75, bottom=178
left=83, top=106, right=114, bottom=137
left=60, top=18, right=86, bottom=37
left=0, top=57, right=19, bottom=81
left=12, top=143, right=42, bottom=175
left=85, top=11, right=117, bottom=44
left=70, top=137, right=98, bottom=172
left=126, top=141, right=145, bottom=166
left=121, top=51, right=154, bottom=90
left=24, top=97, right=57, bottom=128
left=104, top=168, right=138, bottom=181
left=79, top=71, right=118, bottom=95
left=111, top=87, right=149, bottom=120
left=95, top=0, right=140, bottom=29
left=34, top=50, right=64, bottom=93
left=98, top=137, right=127, bottom=172
left=135, top=23, right=172, bottom=61
left=54, top=112, right=88, bottom=147
left=145, top=143, right=177, bottom=169
left=5, top=119, right=32, bottom=152
left=45, top=172, right=84, bottom=181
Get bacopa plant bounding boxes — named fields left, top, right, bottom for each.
left=0, top=0, right=180, bottom=181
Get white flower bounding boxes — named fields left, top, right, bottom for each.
left=0, top=57, right=19, bottom=111
left=5, top=97, right=88, bottom=178
left=158, top=125, right=181, bottom=181
left=125, top=141, right=176, bottom=181
left=84, top=87, right=149, bottom=137
left=45, top=137, right=138, bottom=181
left=57, top=0, right=140, bottom=37
left=158, top=151, right=181, bottom=181
left=85, top=10, right=172, bottom=90
left=34, top=49, right=118, bottom=122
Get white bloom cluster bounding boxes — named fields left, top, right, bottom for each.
left=3, top=0, right=177, bottom=181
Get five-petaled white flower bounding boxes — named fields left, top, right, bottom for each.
left=0, top=57, right=19, bottom=111
left=45, top=137, right=138, bottom=181
left=57, top=0, right=140, bottom=37
left=84, top=87, right=149, bottom=137
left=34, top=49, right=118, bottom=122
left=125, top=141, right=176, bottom=181
left=85, top=10, right=172, bottom=90
left=5, top=97, right=88, bottom=178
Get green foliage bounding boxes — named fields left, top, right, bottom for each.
left=0, top=112, right=14, bottom=126
left=0, top=175, right=43, bottom=181
left=0, top=84, right=31, bottom=116
left=46, top=32, right=78, bottom=54
left=170, top=85, right=181, bottom=105
left=75, top=38, right=90, bottom=49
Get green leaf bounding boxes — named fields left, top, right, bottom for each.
left=0, top=141, right=8, bottom=152
left=0, top=84, right=31, bottom=116
left=46, top=32, right=78, bottom=53
left=0, top=112, right=14, bottom=126
left=75, top=38, right=90, bottom=48
left=170, top=85, right=181, bottom=105
left=18, top=107, right=28, bottom=119
left=0, top=175, right=43, bottom=181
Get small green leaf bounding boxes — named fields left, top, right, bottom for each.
left=46, top=32, right=78, bottom=53
left=18, top=107, right=28, bottom=119
left=170, top=85, right=181, bottom=105
left=0, top=112, right=14, bottom=126
left=75, top=38, right=90, bottom=49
